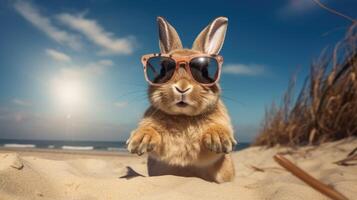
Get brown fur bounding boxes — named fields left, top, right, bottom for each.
left=127, top=17, right=236, bottom=183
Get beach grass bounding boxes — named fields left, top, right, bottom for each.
left=254, top=24, right=357, bottom=147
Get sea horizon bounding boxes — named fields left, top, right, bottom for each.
left=0, top=138, right=250, bottom=152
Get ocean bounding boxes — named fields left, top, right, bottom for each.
left=0, top=139, right=250, bottom=152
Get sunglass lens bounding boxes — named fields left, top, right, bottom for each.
left=146, top=56, right=176, bottom=84
left=189, top=57, right=219, bottom=84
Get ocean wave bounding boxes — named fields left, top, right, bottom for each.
left=107, top=147, right=127, bottom=151
left=3, top=144, right=36, bottom=148
left=61, top=146, right=94, bottom=150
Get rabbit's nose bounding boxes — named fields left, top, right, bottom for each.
left=173, top=84, right=192, bottom=95
left=175, top=86, right=190, bottom=94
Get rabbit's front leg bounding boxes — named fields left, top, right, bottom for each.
left=126, top=126, right=161, bottom=156
left=202, top=125, right=237, bottom=153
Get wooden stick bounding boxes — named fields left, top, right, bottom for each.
left=334, top=147, right=357, bottom=166
left=274, top=154, right=349, bottom=200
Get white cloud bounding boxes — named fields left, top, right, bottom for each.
left=278, top=0, right=328, bottom=17
left=46, top=49, right=72, bottom=62
left=13, top=98, right=31, bottom=107
left=223, top=64, right=266, bottom=76
left=14, top=1, right=82, bottom=50
left=57, top=13, right=135, bottom=55
left=114, top=101, right=128, bottom=108
left=14, top=1, right=135, bottom=55
left=59, top=59, right=113, bottom=79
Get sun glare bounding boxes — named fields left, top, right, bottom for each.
left=52, top=78, right=87, bottom=112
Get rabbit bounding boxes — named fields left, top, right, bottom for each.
left=126, top=16, right=237, bottom=183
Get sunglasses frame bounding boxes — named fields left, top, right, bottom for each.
left=141, top=53, right=223, bottom=86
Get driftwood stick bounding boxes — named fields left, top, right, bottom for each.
left=334, top=147, right=357, bottom=166
left=274, top=154, right=349, bottom=200
left=347, top=147, right=357, bottom=157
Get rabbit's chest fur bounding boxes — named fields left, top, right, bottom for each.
left=147, top=106, right=230, bottom=167
left=155, top=119, right=205, bottom=166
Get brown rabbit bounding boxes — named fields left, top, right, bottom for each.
left=126, top=16, right=237, bottom=183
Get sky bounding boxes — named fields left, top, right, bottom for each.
left=0, top=0, right=356, bottom=142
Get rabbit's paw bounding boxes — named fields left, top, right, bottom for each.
left=126, top=127, right=161, bottom=156
left=203, top=126, right=237, bottom=154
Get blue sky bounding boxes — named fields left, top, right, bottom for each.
left=0, top=0, right=356, bottom=142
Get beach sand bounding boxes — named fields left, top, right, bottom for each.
left=0, top=138, right=356, bottom=200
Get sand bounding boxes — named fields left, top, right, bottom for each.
left=0, top=138, right=356, bottom=200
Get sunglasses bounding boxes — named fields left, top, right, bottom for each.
left=141, top=53, right=223, bottom=86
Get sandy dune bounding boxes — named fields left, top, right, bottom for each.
left=0, top=138, right=356, bottom=200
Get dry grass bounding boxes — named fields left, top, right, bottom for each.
left=253, top=24, right=357, bottom=147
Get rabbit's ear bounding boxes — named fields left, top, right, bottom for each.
left=157, top=16, right=183, bottom=53
left=192, top=17, right=228, bottom=55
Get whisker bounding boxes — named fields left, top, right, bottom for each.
left=221, top=95, right=246, bottom=106
left=115, top=81, right=147, bottom=87
left=124, top=96, right=149, bottom=105
left=146, top=105, right=160, bottom=119
left=220, top=88, right=238, bottom=92
left=117, top=90, right=147, bottom=98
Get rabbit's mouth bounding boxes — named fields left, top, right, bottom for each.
left=176, top=101, right=189, bottom=108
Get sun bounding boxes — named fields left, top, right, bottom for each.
left=55, top=80, right=82, bottom=106
left=51, top=78, right=87, bottom=113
